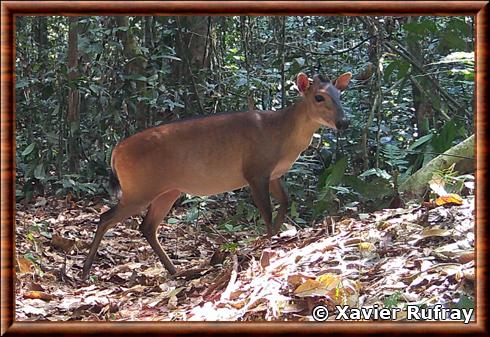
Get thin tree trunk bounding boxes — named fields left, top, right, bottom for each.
left=360, top=17, right=382, bottom=171
left=174, top=16, right=210, bottom=115
left=115, top=16, right=148, bottom=130
left=240, top=16, right=254, bottom=110
left=280, top=17, right=286, bottom=109
left=67, top=17, right=80, bottom=173
left=406, top=17, right=432, bottom=137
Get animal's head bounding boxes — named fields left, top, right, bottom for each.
left=296, top=72, right=352, bottom=130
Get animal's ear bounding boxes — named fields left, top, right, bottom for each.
left=333, top=72, right=352, bottom=91
left=296, top=73, right=310, bottom=95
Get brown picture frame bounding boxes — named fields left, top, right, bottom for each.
left=1, top=1, right=488, bottom=335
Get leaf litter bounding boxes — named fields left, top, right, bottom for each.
left=15, top=194, right=475, bottom=321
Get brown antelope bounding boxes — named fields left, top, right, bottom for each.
left=82, top=72, right=351, bottom=280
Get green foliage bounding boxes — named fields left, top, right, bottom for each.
left=432, top=165, right=474, bottom=196
left=382, top=144, right=409, bottom=172
left=383, top=291, right=402, bottom=309
left=405, top=119, right=467, bottom=174
left=343, top=173, right=393, bottom=211
left=454, top=294, right=475, bottom=310
left=220, top=242, right=239, bottom=253
left=384, top=60, right=411, bottom=82
left=314, top=156, right=348, bottom=216
left=180, top=195, right=214, bottom=225
left=15, top=15, right=474, bottom=227
left=432, top=119, right=461, bottom=153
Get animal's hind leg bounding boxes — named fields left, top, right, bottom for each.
left=139, top=189, right=181, bottom=275
left=82, top=200, right=146, bottom=280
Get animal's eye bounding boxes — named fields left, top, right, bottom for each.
left=314, top=95, right=325, bottom=102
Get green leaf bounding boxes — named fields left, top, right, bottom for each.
left=122, top=74, right=147, bottom=81
left=403, top=22, right=426, bottom=35
left=396, top=61, right=410, bottom=80
left=455, top=294, right=475, bottom=310
left=22, top=143, right=36, bottom=156
left=447, top=17, right=470, bottom=36
left=46, top=132, right=58, bottom=144
left=359, top=168, right=391, bottom=180
left=34, top=164, right=45, bottom=180
left=160, top=55, right=181, bottom=61
left=439, top=32, right=466, bottom=51
left=290, top=201, right=299, bottom=218
left=318, top=156, right=348, bottom=189
left=62, top=178, right=76, bottom=188
left=383, top=61, right=397, bottom=82
left=432, top=120, right=457, bottom=153
left=236, top=77, right=247, bottom=87
left=221, top=242, right=238, bottom=252
left=383, top=60, right=410, bottom=81
left=408, top=134, right=433, bottom=151
left=167, top=218, right=179, bottom=224
left=420, top=19, right=437, bottom=33
left=404, top=19, right=436, bottom=36
left=186, top=207, right=199, bottom=222
left=89, top=84, right=100, bottom=93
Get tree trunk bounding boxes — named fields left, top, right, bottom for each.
left=115, top=16, right=148, bottom=130
left=360, top=17, right=382, bottom=171
left=406, top=17, right=432, bottom=137
left=400, top=135, right=475, bottom=199
left=34, top=16, right=48, bottom=60
left=67, top=17, right=80, bottom=173
left=174, top=16, right=210, bottom=115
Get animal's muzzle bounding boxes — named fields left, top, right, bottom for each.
left=336, top=118, right=349, bottom=130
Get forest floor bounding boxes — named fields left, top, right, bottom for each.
left=15, top=194, right=475, bottom=322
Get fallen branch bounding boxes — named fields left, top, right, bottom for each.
left=400, top=134, right=475, bottom=198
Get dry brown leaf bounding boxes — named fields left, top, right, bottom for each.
left=435, top=194, right=463, bottom=206
left=14, top=193, right=474, bottom=322
left=294, top=274, right=343, bottom=298
left=259, top=249, right=276, bottom=269
left=420, top=228, right=451, bottom=238
left=51, top=234, right=75, bottom=252
left=228, top=299, right=247, bottom=309
left=317, top=274, right=342, bottom=290
left=456, top=250, right=474, bottom=264
left=358, top=242, right=376, bottom=257
left=294, top=279, right=322, bottom=295
left=17, top=256, right=33, bottom=274
left=23, top=291, right=56, bottom=302
left=287, top=274, right=309, bottom=287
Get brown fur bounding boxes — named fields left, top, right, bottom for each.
left=82, top=72, right=352, bottom=280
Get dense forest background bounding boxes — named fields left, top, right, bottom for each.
left=15, top=16, right=475, bottom=230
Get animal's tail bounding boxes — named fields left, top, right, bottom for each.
left=108, top=152, right=122, bottom=199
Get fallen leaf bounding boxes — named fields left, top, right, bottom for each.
left=260, top=249, right=276, bottom=269
left=51, top=234, right=76, bottom=252
left=435, top=194, right=463, bottom=206
left=23, top=291, right=56, bottom=302
left=17, top=256, right=33, bottom=274
left=294, top=279, right=321, bottom=295
left=317, top=274, right=342, bottom=290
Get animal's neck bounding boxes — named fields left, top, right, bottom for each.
left=279, top=99, right=321, bottom=149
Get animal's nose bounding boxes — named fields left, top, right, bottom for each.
left=336, top=118, right=349, bottom=130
